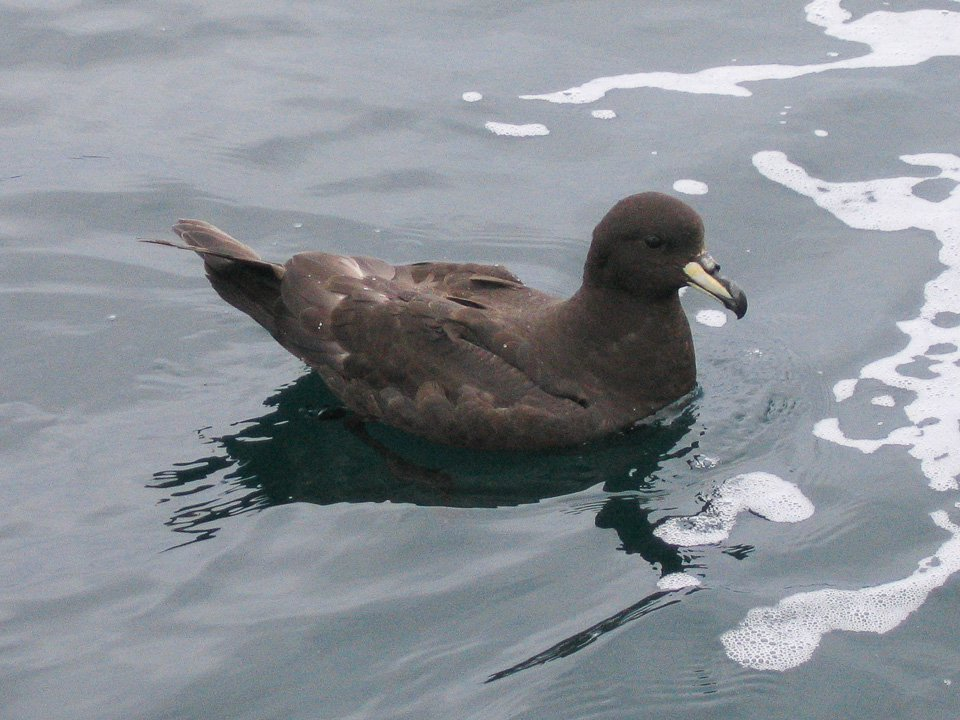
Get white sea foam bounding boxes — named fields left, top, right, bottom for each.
left=484, top=122, right=549, bottom=137
left=832, top=378, right=858, bottom=402
left=695, top=309, right=727, bottom=328
left=724, top=151, right=960, bottom=671
left=814, top=129, right=829, bottom=137
left=462, top=91, right=483, bottom=102
left=653, top=473, right=814, bottom=546
left=657, top=572, right=703, bottom=591
left=754, top=150, right=960, bottom=492
left=722, top=509, right=960, bottom=670
left=673, top=179, right=709, bottom=195
left=520, top=1, right=960, bottom=102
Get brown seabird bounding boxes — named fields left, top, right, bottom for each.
left=150, top=192, right=746, bottom=450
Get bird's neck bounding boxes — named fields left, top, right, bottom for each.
left=535, top=285, right=697, bottom=406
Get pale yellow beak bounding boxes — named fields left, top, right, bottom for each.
left=683, top=253, right=747, bottom=318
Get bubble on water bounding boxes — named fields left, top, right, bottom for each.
left=673, top=179, right=708, bottom=195
left=462, top=91, right=483, bottom=102
left=695, top=309, right=727, bottom=327
left=484, top=122, right=549, bottom=137
left=814, top=129, right=829, bottom=137
left=590, top=109, right=616, bottom=119
left=687, top=453, right=719, bottom=470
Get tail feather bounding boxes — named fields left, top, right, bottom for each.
left=147, top=219, right=288, bottom=337
left=172, top=219, right=281, bottom=275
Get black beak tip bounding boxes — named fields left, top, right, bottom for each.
left=725, top=283, right=748, bottom=319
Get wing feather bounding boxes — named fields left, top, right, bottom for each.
left=242, top=249, right=593, bottom=447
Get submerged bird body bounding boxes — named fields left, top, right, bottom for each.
left=160, top=193, right=746, bottom=450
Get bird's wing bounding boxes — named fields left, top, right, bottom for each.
left=271, top=253, right=590, bottom=446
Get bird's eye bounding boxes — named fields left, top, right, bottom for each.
left=643, top=235, right=663, bottom=248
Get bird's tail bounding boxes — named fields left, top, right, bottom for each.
left=144, top=220, right=286, bottom=336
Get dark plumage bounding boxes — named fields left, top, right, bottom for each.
left=151, top=192, right=746, bottom=450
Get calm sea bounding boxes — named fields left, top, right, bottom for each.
left=2, top=2, right=959, bottom=718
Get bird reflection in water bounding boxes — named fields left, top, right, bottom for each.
left=149, top=371, right=728, bottom=680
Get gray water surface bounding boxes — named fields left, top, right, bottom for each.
left=2, top=2, right=959, bottom=718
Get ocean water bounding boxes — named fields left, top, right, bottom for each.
left=2, top=1, right=959, bottom=718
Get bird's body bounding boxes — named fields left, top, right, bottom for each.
left=156, top=193, right=746, bottom=450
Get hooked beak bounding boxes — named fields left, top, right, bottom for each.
left=683, top=253, right=747, bottom=319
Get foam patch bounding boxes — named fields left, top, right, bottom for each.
left=653, top=472, right=814, bottom=547
left=484, top=122, right=549, bottom=137
left=722, top=509, right=960, bottom=671
left=695, top=309, right=727, bottom=328
left=520, top=1, right=960, bottom=102
left=657, top=572, right=703, bottom=591
left=673, top=179, right=709, bottom=195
